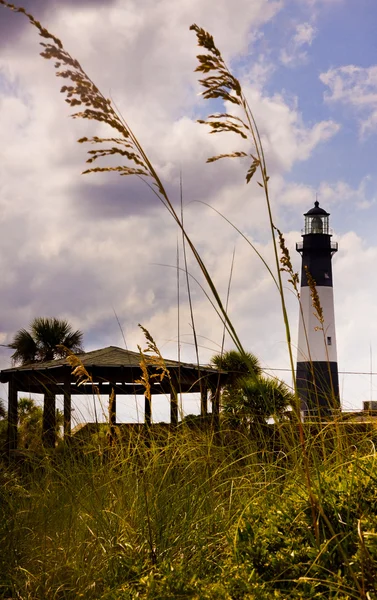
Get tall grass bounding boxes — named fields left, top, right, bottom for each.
left=1, top=3, right=377, bottom=599
left=1, top=424, right=377, bottom=599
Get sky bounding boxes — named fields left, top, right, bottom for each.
left=1, top=0, right=377, bottom=423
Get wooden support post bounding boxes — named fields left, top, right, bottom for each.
left=200, top=383, right=208, bottom=417
left=212, top=386, right=220, bottom=432
left=63, top=372, right=72, bottom=438
left=144, top=393, right=151, bottom=427
left=7, top=375, right=18, bottom=454
left=42, top=389, right=56, bottom=448
left=170, top=390, right=178, bottom=426
left=170, top=374, right=179, bottom=427
left=109, top=385, right=117, bottom=427
left=109, top=384, right=116, bottom=444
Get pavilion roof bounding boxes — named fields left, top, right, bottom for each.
left=0, top=345, right=220, bottom=381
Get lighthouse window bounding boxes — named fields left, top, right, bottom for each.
left=327, top=336, right=332, bottom=345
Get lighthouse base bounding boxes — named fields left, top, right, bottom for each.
left=296, top=361, right=340, bottom=418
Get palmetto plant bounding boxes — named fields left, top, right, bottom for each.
left=211, top=349, right=262, bottom=379
left=9, top=317, right=83, bottom=365
left=223, top=375, right=292, bottom=426
left=0, top=398, right=6, bottom=420
left=211, top=350, right=292, bottom=426
left=17, top=396, right=63, bottom=450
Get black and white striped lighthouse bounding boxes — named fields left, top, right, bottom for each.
left=296, top=201, right=340, bottom=416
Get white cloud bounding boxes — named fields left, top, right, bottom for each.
left=320, top=65, right=377, bottom=135
left=280, top=21, right=317, bottom=67
left=277, top=175, right=376, bottom=216
left=236, top=87, right=339, bottom=171
left=318, top=177, right=376, bottom=210
left=294, top=22, right=316, bottom=46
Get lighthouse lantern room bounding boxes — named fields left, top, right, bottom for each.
left=296, top=201, right=340, bottom=417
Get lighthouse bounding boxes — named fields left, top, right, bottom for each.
left=296, top=201, right=340, bottom=417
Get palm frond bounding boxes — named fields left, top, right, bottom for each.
left=9, top=329, right=37, bottom=365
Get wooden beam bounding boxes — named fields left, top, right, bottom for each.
left=7, top=375, right=18, bottom=454
left=7, top=381, right=199, bottom=396
left=2, top=365, right=214, bottom=391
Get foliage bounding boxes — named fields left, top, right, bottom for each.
left=9, top=317, right=84, bottom=365
left=17, top=397, right=63, bottom=450
left=223, top=375, right=293, bottom=427
left=231, top=458, right=377, bottom=599
left=211, top=350, right=262, bottom=381
left=0, top=398, right=6, bottom=419
left=0, top=402, right=7, bottom=453
left=212, top=350, right=292, bottom=425
left=0, top=427, right=377, bottom=599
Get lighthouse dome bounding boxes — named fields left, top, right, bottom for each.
left=304, top=200, right=329, bottom=217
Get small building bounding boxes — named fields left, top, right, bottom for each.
left=1, top=345, right=225, bottom=451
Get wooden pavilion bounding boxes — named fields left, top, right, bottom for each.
left=1, top=346, right=225, bottom=451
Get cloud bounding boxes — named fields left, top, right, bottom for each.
left=318, top=177, right=376, bottom=210
left=278, top=175, right=377, bottom=212
left=0, top=0, right=118, bottom=50
left=236, top=87, right=339, bottom=172
left=320, top=65, right=377, bottom=135
left=280, top=22, right=317, bottom=67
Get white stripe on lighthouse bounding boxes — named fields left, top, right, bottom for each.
left=297, top=286, right=337, bottom=363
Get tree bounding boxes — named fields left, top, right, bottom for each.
left=0, top=399, right=6, bottom=420
left=211, top=350, right=262, bottom=385
left=9, top=317, right=83, bottom=365
left=17, top=397, right=63, bottom=450
left=0, top=400, right=7, bottom=453
left=222, top=375, right=293, bottom=428
left=211, top=350, right=292, bottom=427
left=9, top=317, right=83, bottom=447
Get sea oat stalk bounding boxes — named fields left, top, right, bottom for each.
left=190, top=24, right=298, bottom=402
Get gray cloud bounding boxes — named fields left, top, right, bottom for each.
left=0, top=0, right=117, bottom=48
left=72, top=177, right=160, bottom=220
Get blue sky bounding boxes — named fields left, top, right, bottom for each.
left=1, top=0, right=377, bottom=421
left=256, top=1, right=377, bottom=222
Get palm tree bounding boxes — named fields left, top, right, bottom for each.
left=17, top=397, right=63, bottom=450
left=211, top=349, right=261, bottom=381
left=9, top=317, right=84, bottom=447
left=211, top=350, right=292, bottom=428
left=0, top=400, right=7, bottom=452
left=0, top=398, right=6, bottom=419
left=222, top=375, right=293, bottom=427
left=9, top=317, right=83, bottom=365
